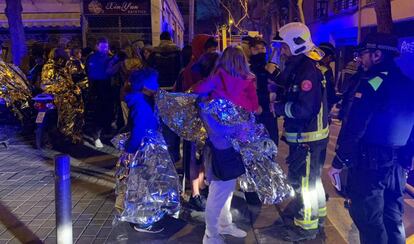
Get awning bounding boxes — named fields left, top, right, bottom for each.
left=0, top=12, right=81, bottom=29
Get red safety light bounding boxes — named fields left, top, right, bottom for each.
left=34, top=102, right=46, bottom=110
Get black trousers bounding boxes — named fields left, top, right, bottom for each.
left=348, top=163, right=406, bottom=244
left=90, top=79, right=114, bottom=140
left=256, top=113, right=279, bottom=145
left=161, top=121, right=180, bottom=163
left=286, top=140, right=328, bottom=230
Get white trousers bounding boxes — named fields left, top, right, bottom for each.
left=205, top=179, right=237, bottom=237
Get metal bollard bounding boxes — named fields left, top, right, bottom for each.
left=55, top=154, right=72, bottom=244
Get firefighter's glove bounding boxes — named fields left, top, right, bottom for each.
left=327, top=166, right=343, bottom=191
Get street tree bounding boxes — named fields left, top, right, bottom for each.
left=374, top=0, right=393, bottom=33
left=5, top=0, right=26, bottom=66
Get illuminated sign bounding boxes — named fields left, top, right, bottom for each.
left=396, top=37, right=414, bottom=78
left=83, top=0, right=150, bottom=15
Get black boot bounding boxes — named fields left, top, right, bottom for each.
left=281, top=225, right=318, bottom=242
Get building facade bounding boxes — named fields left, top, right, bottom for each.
left=302, top=0, right=414, bottom=86
left=0, top=0, right=184, bottom=50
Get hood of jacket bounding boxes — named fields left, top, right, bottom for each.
left=154, top=40, right=180, bottom=53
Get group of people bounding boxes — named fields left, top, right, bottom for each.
left=2, top=20, right=413, bottom=244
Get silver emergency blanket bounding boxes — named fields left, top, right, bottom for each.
left=156, top=90, right=207, bottom=145
left=112, top=130, right=180, bottom=226
left=156, top=91, right=294, bottom=204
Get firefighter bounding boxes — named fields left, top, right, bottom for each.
left=270, top=22, right=328, bottom=241
left=328, top=33, right=414, bottom=244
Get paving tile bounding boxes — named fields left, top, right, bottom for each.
left=35, top=227, right=53, bottom=239
left=96, top=227, right=111, bottom=239
left=73, top=227, right=85, bottom=239
left=82, top=225, right=102, bottom=236
left=40, top=219, right=56, bottom=228
left=76, top=237, right=96, bottom=244
left=43, top=237, right=57, bottom=244
left=92, top=238, right=107, bottom=244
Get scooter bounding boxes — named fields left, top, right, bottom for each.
left=32, top=94, right=57, bottom=149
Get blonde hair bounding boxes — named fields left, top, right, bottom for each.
left=214, top=45, right=251, bottom=79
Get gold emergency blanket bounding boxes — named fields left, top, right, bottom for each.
left=0, top=60, right=32, bottom=120
left=41, top=60, right=84, bottom=143
left=156, top=91, right=294, bottom=204
left=67, top=57, right=89, bottom=90
left=112, top=131, right=181, bottom=226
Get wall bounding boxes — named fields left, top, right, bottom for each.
left=306, top=0, right=414, bottom=45
left=151, top=0, right=184, bottom=47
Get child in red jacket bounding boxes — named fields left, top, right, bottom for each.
left=192, top=46, right=259, bottom=244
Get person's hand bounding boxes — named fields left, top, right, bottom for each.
left=269, top=92, right=277, bottom=102
left=269, top=102, right=275, bottom=114
left=328, top=166, right=342, bottom=191
left=265, top=63, right=277, bottom=74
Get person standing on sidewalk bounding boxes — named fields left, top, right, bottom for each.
left=192, top=46, right=259, bottom=244
left=270, top=22, right=329, bottom=241
left=328, top=33, right=414, bottom=244
left=86, top=37, right=112, bottom=148
left=317, top=43, right=339, bottom=113
left=147, top=31, right=182, bottom=163
left=249, top=37, right=280, bottom=144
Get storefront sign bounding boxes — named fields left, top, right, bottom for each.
left=84, top=0, right=150, bottom=15
left=396, top=37, right=414, bottom=78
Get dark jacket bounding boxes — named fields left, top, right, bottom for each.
left=333, top=61, right=414, bottom=169
left=147, top=40, right=181, bottom=89
left=250, top=56, right=275, bottom=114
left=317, top=63, right=339, bottom=111
left=274, top=54, right=328, bottom=144
left=86, top=52, right=111, bottom=81
left=124, top=92, right=159, bottom=153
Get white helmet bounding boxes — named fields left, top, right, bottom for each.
left=273, top=22, right=324, bottom=60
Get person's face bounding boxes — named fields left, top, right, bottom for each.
left=250, top=44, right=266, bottom=56
left=358, top=49, right=382, bottom=71
left=143, top=50, right=151, bottom=59
left=206, top=46, right=218, bottom=53
left=280, top=43, right=292, bottom=60
left=97, top=42, right=109, bottom=54
left=75, top=52, right=82, bottom=60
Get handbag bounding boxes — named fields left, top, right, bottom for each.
left=208, top=140, right=245, bottom=181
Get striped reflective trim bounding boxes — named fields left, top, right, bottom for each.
left=294, top=218, right=319, bottom=230
left=368, top=76, right=383, bottom=91
left=285, top=102, right=294, bottom=118
left=317, top=103, right=323, bottom=131
left=284, top=126, right=329, bottom=143
left=318, top=207, right=327, bottom=217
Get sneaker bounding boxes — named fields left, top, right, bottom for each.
left=189, top=194, right=206, bottom=211
left=219, top=224, right=247, bottom=238
left=131, top=223, right=164, bottom=234
left=202, top=234, right=225, bottom=244
left=94, top=138, right=104, bottom=148
left=281, top=225, right=317, bottom=242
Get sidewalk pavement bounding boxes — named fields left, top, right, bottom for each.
left=0, top=123, right=412, bottom=244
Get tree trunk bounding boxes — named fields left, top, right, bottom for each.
left=374, top=0, right=393, bottom=33
left=5, top=0, right=26, bottom=66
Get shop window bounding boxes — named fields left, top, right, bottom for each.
left=334, top=0, right=358, bottom=13
left=315, top=0, right=329, bottom=18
